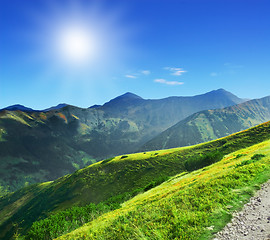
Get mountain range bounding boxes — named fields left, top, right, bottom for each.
left=1, top=88, right=270, bottom=239
left=0, top=89, right=247, bottom=194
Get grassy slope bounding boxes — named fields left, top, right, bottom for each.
left=0, top=121, right=270, bottom=239
left=59, top=138, right=270, bottom=239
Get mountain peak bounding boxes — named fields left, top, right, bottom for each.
left=215, top=88, right=226, bottom=92
left=204, top=88, right=245, bottom=104
left=102, top=92, right=143, bottom=109
left=43, top=103, right=68, bottom=112
left=118, top=92, right=143, bottom=99
left=208, top=88, right=228, bottom=94
left=1, top=104, right=35, bottom=112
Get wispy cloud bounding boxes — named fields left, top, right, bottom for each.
left=125, top=70, right=150, bottom=79
left=154, top=79, right=184, bottom=85
left=125, top=74, right=137, bottom=79
left=164, top=67, right=187, bottom=76
left=141, top=70, right=150, bottom=75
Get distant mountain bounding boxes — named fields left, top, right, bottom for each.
left=53, top=89, right=246, bottom=159
left=1, top=104, right=35, bottom=112
left=88, top=104, right=101, bottom=109
left=99, top=89, right=245, bottom=135
left=141, top=95, right=270, bottom=151
left=0, top=89, right=245, bottom=194
left=1, top=103, right=69, bottom=112
left=106, top=92, right=143, bottom=102
left=43, top=103, right=68, bottom=111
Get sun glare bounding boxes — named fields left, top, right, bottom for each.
left=28, top=1, right=132, bottom=76
left=56, top=25, right=96, bottom=65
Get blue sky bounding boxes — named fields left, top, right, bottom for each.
left=1, top=0, right=270, bottom=109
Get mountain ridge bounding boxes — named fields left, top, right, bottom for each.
left=43, top=103, right=69, bottom=112
left=0, top=89, right=246, bottom=195
left=141, top=95, right=270, bottom=151
left=0, top=88, right=244, bottom=113
left=1, top=104, right=35, bottom=112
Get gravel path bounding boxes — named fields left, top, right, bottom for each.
left=214, top=180, right=270, bottom=240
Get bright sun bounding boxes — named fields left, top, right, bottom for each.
left=30, top=1, right=131, bottom=76
left=56, top=25, right=96, bottom=65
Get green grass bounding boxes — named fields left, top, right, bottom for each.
left=1, top=121, right=270, bottom=239
left=57, top=139, right=270, bottom=240
left=22, top=175, right=169, bottom=240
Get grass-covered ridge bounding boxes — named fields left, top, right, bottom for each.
left=0, top=121, right=270, bottom=239
left=58, top=139, right=270, bottom=240
left=23, top=175, right=169, bottom=240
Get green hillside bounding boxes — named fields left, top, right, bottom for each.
left=0, top=89, right=244, bottom=194
left=142, top=95, right=270, bottom=151
left=0, top=110, right=96, bottom=195
left=59, top=134, right=270, bottom=240
left=0, top=121, right=269, bottom=239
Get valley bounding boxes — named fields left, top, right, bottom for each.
left=0, top=120, right=269, bottom=239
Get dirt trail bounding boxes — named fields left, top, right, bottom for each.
left=215, top=179, right=270, bottom=240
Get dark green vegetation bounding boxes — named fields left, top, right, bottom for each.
left=25, top=176, right=169, bottom=240
left=0, top=110, right=96, bottom=195
left=183, top=150, right=223, bottom=171
left=0, top=89, right=244, bottom=194
left=0, top=121, right=269, bottom=239
left=142, top=95, right=270, bottom=151
left=235, top=153, right=266, bottom=167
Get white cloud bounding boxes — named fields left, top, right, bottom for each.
left=125, top=74, right=137, bottom=79
left=164, top=67, right=187, bottom=76
left=141, top=70, right=150, bottom=75
left=154, top=79, right=166, bottom=83
left=125, top=70, right=150, bottom=79
left=171, top=68, right=186, bottom=76
left=154, top=79, right=184, bottom=85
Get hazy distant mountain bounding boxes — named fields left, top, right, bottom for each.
left=1, top=103, right=69, bottom=112
left=141, top=95, right=270, bottom=151
left=89, top=104, right=102, bottom=109
left=0, top=89, right=245, bottom=194
left=98, top=89, right=245, bottom=136
left=1, top=104, right=35, bottom=112
left=43, top=103, right=68, bottom=111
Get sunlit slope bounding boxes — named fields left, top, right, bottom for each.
left=0, top=122, right=270, bottom=239
left=142, top=96, right=270, bottom=151
left=59, top=133, right=270, bottom=239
